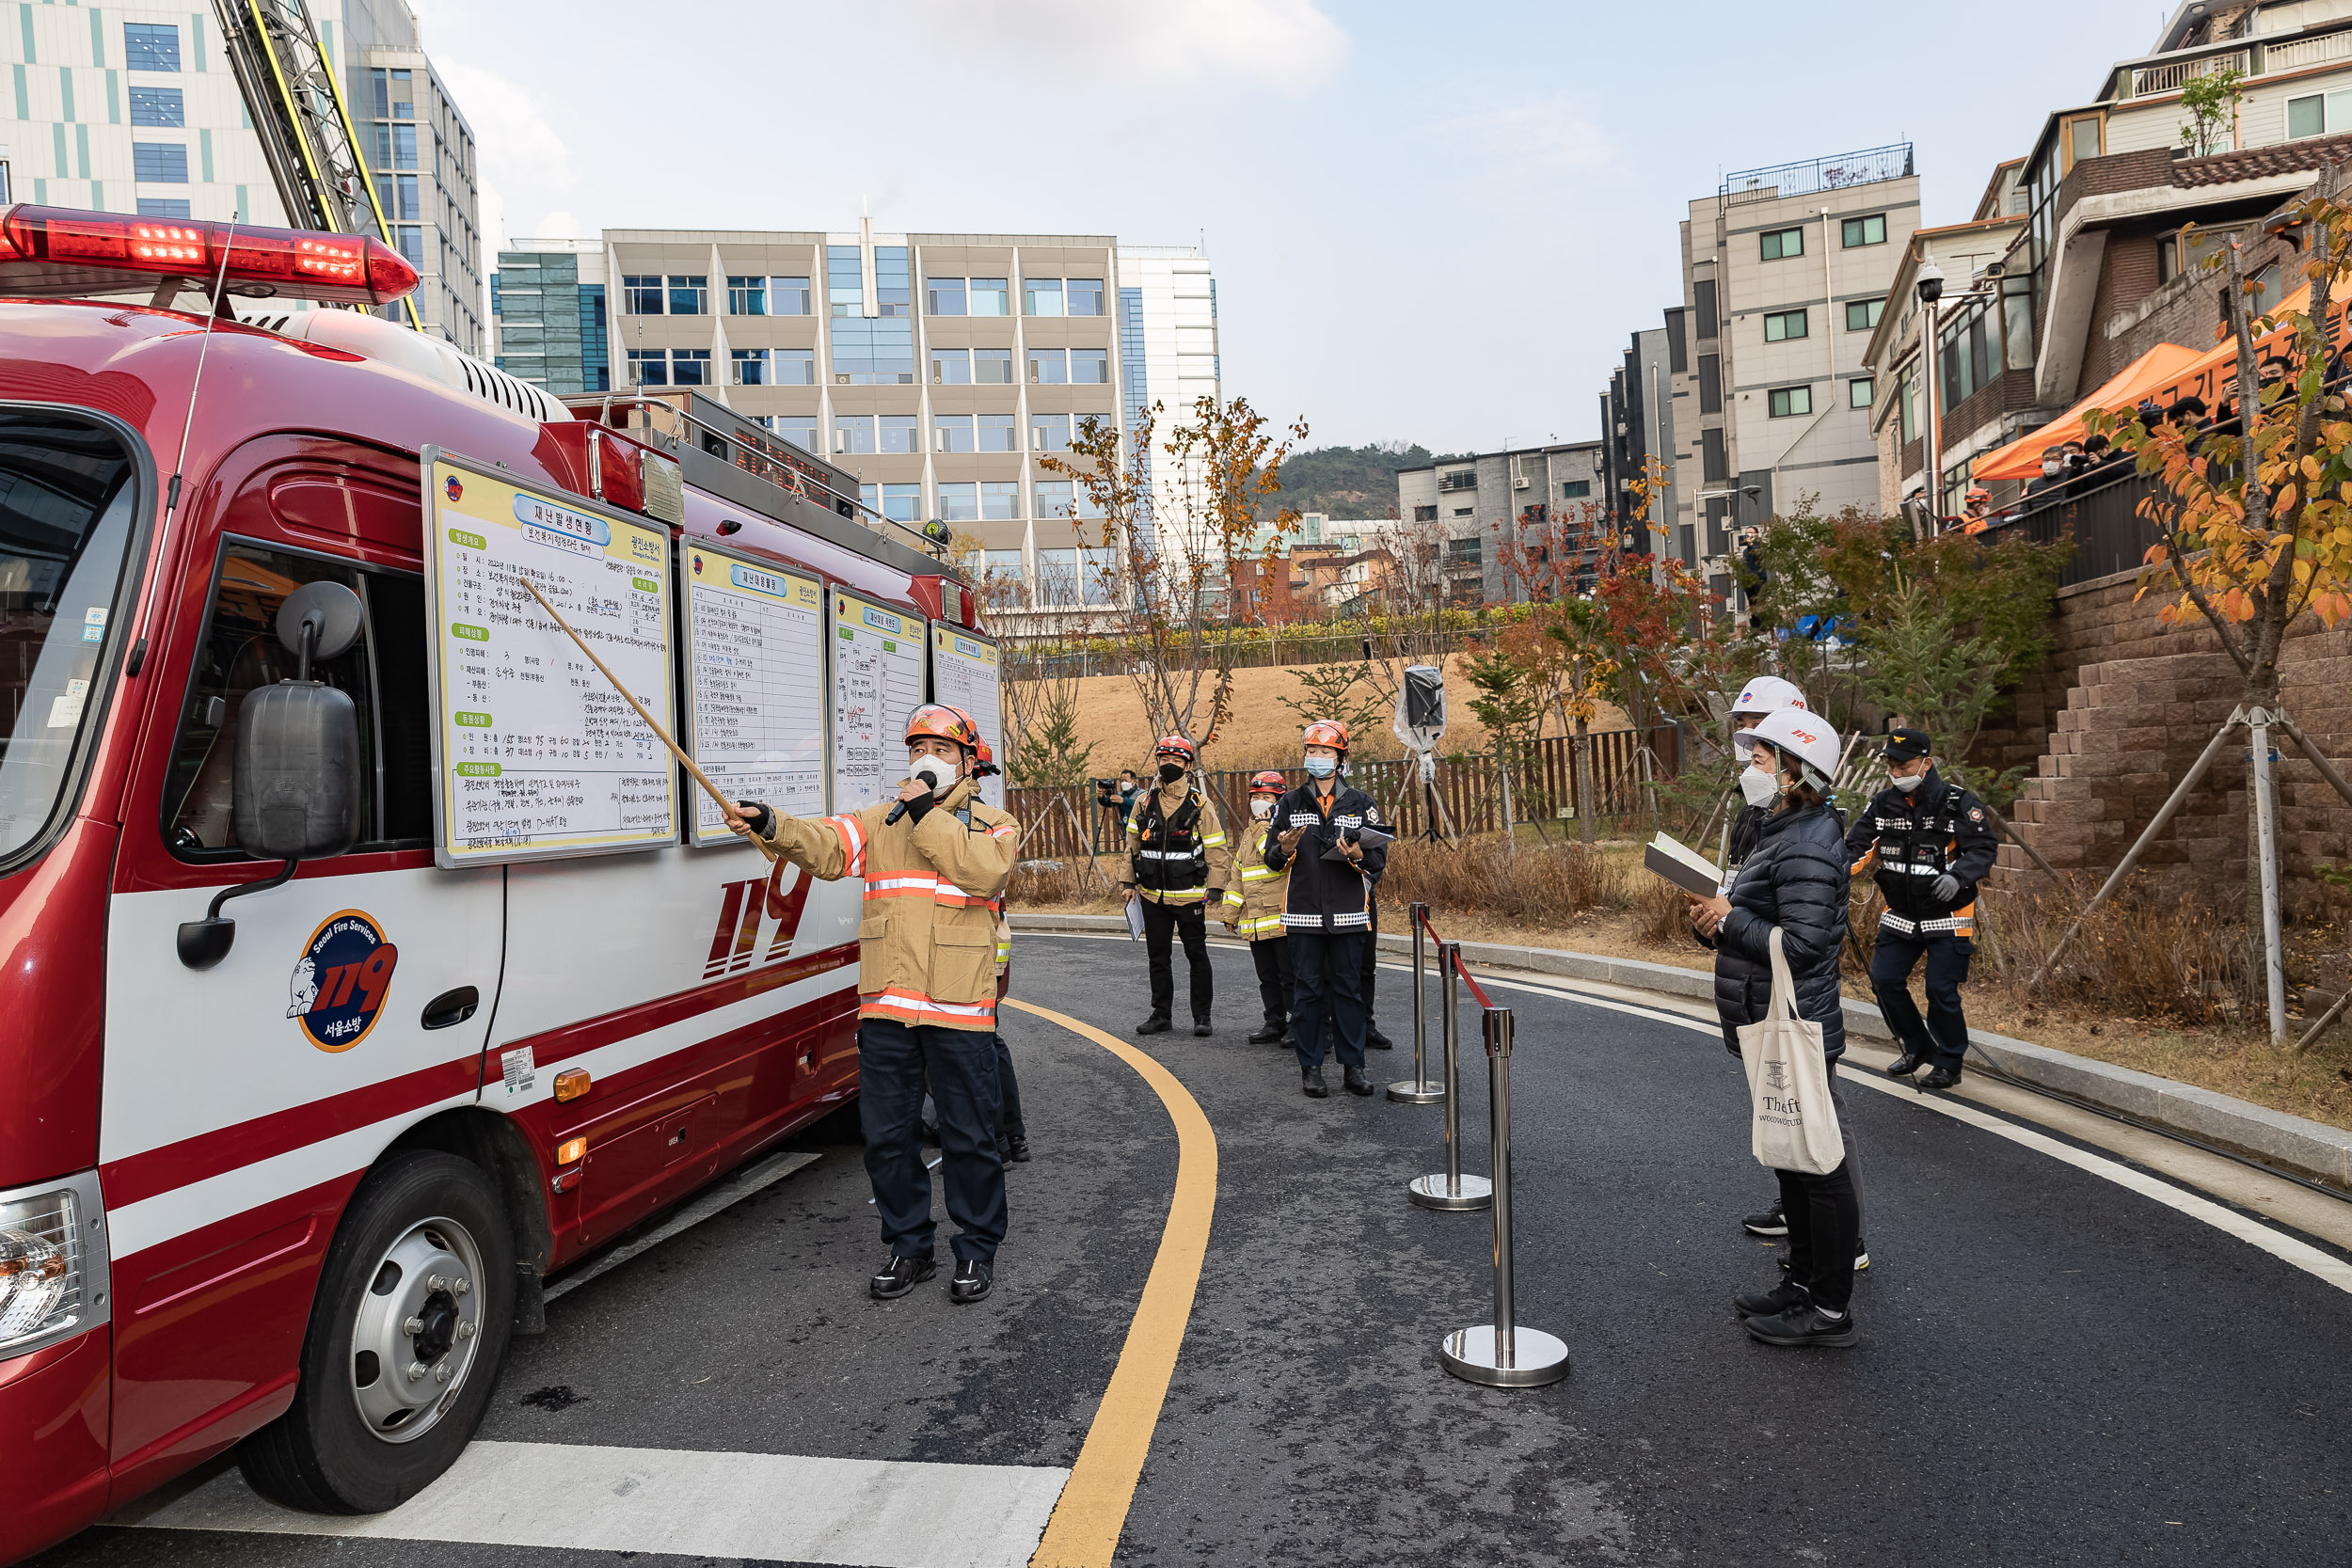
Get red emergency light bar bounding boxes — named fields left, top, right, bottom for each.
left=0, top=203, right=419, bottom=309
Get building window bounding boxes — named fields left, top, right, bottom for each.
left=975, top=347, right=1015, bottom=385
left=1025, top=277, right=1064, bottom=317
left=373, top=173, right=421, bottom=221
left=732, top=348, right=770, bottom=386
left=138, top=197, right=194, bottom=218
left=1848, top=376, right=1874, bottom=408
left=1845, top=298, right=1883, bottom=332
left=125, top=23, right=181, bottom=71
left=932, top=347, right=972, bottom=385
left=970, top=277, right=1010, bottom=316
left=1028, top=347, right=1067, bottom=385
left=670, top=349, right=710, bottom=386
left=981, top=548, right=1025, bottom=601
left=769, top=415, right=818, bottom=453
left=1072, top=347, right=1109, bottom=384
left=371, top=123, right=419, bottom=170
left=830, top=318, right=915, bottom=384
left=628, top=349, right=668, bottom=387
left=1937, top=300, right=1995, bottom=408
left=1840, top=214, right=1887, bottom=248
left=666, top=276, right=707, bottom=315
left=727, top=277, right=767, bottom=315
left=1561, top=479, right=1590, bottom=499
left=1035, top=479, right=1076, bottom=519
left=827, top=245, right=863, bottom=316
left=1698, top=354, right=1722, bottom=414
left=1767, top=384, right=1811, bottom=419
left=623, top=275, right=664, bottom=315
left=771, top=277, right=810, bottom=315
left=875, top=246, right=911, bottom=317
left=1760, top=226, right=1804, bottom=261
left=0, top=161, right=9, bottom=204
left=774, top=348, right=816, bottom=385
left=939, top=483, right=979, bottom=522
left=1031, top=413, right=1072, bottom=451
left=834, top=415, right=876, bottom=455
left=978, top=414, right=1018, bottom=452
left=394, top=227, right=423, bottom=267
left=1067, top=278, right=1104, bottom=316
left=934, top=415, right=975, bottom=453
left=980, top=481, right=1020, bottom=520
left=1701, top=427, right=1728, bottom=483
left=881, top=483, right=922, bottom=522
left=1763, top=309, right=1807, bottom=342
left=880, top=415, right=919, bottom=455
left=1452, top=506, right=1472, bottom=517
left=1438, top=468, right=1476, bottom=492
left=1413, top=503, right=1438, bottom=521
left=1694, top=278, right=1718, bottom=340
left=928, top=277, right=967, bottom=315
left=133, top=143, right=189, bottom=182
left=2069, top=117, right=2103, bottom=165
left=130, top=87, right=184, bottom=127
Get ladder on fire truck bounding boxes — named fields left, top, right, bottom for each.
left=210, top=0, right=423, bottom=329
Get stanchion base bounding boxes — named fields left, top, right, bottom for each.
left=1407, top=1173, right=1492, bottom=1211
left=1439, top=1324, right=1570, bottom=1387
left=1387, top=1080, right=1445, bottom=1104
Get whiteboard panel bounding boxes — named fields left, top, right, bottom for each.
left=930, top=625, right=1004, bottom=810
left=679, top=542, right=829, bottom=845
left=829, top=590, right=928, bottom=815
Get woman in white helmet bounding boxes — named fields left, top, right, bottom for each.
left=1687, top=707, right=1866, bottom=1350
left=1724, top=676, right=1808, bottom=872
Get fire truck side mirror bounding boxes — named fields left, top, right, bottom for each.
left=178, top=682, right=363, bottom=970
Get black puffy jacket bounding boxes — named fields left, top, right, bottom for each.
left=1698, top=802, right=1850, bottom=1060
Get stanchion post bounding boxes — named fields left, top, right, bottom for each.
left=1440, top=1006, right=1569, bottom=1387
left=1408, top=942, right=1490, bottom=1212
left=1390, top=902, right=1443, bottom=1103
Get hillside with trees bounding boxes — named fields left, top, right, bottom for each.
left=1258, top=440, right=1456, bottom=518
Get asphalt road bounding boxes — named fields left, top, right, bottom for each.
left=35, top=933, right=2352, bottom=1567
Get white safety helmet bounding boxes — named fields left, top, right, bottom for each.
left=1730, top=675, right=1808, bottom=716
left=1749, top=708, right=1841, bottom=792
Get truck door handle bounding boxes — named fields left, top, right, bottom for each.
left=421, top=986, right=480, bottom=1030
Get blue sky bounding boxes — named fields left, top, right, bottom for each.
left=419, top=0, right=2161, bottom=453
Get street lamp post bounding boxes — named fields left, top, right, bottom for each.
left=1915, top=257, right=1945, bottom=537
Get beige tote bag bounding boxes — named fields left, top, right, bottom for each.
left=1738, top=927, right=1846, bottom=1175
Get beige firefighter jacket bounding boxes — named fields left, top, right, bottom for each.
left=752, top=778, right=1018, bottom=1032
left=1220, top=816, right=1290, bottom=940
left=1121, top=779, right=1232, bottom=907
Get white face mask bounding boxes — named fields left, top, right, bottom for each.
left=2042, top=460, right=2062, bottom=476
left=1740, top=765, right=1782, bottom=807
left=1891, top=770, right=1927, bottom=793
left=910, top=754, right=956, bottom=796
left=1251, top=798, right=1275, bottom=819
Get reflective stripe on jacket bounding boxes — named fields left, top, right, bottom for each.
left=1222, top=816, right=1291, bottom=941
left=755, top=779, right=1018, bottom=1032
left=1124, top=780, right=1231, bottom=906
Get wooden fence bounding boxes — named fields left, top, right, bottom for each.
left=1007, top=724, right=1683, bottom=859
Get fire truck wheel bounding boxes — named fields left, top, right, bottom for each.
left=237, top=1150, right=516, bottom=1513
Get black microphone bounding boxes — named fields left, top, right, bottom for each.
left=884, top=768, right=946, bottom=825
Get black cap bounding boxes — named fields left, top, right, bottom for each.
left=1883, top=727, right=1931, bottom=763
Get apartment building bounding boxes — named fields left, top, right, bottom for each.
left=491, top=223, right=1218, bottom=611
left=1867, top=0, right=2352, bottom=513
left=1669, top=144, right=1919, bottom=582
left=0, top=0, right=484, bottom=351
left=1394, top=442, right=1605, bottom=606
left=1597, top=324, right=1683, bottom=563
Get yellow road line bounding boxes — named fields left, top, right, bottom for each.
left=1007, top=998, right=1218, bottom=1568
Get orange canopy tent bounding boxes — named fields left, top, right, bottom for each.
left=1972, top=342, right=2204, bottom=482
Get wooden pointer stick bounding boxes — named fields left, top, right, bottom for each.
left=513, top=576, right=767, bottom=848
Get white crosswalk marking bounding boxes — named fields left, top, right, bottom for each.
left=121, top=1441, right=1071, bottom=1568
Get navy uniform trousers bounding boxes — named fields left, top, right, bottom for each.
left=859, top=1018, right=1006, bottom=1264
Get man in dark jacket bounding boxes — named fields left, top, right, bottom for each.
left=1263, top=719, right=1389, bottom=1099
left=1846, top=728, right=1999, bottom=1089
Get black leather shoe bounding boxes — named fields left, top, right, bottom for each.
left=1733, top=1278, right=1809, bottom=1318
left=1006, top=1134, right=1030, bottom=1164
left=1921, top=1066, right=1963, bottom=1089
left=1366, top=1026, right=1394, bottom=1051
left=949, top=1259, right=993, bottom=1305
left=1743, top=1304, right=1856, bottom=1347
left=1301, top=1067, right=1329, bottom=1099
left=1343, top=1065, right=1375, bottom=1096
left=1741, top=1202, right=1787, bottom=1238
left=1248, top=1024, right=1285, bottom=1044
left=1886, top=1052, right=1927, bottom=1077
left=870, top=1255, right=936, bottom=1300
left=1135, top=1015, right=1172, bottom=1036
left=1193, top=1019, right=1214, bottom=1037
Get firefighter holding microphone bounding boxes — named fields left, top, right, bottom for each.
left=730, top=704, right=1018, bottom=1306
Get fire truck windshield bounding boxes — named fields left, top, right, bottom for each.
left=0, top=410, right=139, bottom=863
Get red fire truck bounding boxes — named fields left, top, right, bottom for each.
left=0, top=206, right=990, bottom=1561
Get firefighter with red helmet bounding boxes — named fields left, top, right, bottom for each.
left=1263, top=719, right=1389, bottom=1097
left=731, top=703, right=1018, bottom=1305
left=1122, top=734, right=1232, bottom=1036
left=1224, top=769, right=1296, bottom=1045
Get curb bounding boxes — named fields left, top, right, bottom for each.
left=1009, top=912, right=2352, bottom=1195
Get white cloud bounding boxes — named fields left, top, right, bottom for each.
left=435, top=61, right=583, bottom=249
left=1429, top=90, right=1618, bottom=182
left=909, top=0, right=1347, bottom=87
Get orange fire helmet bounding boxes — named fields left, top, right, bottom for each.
left=905, top=704, right=981, bottom=752
left=1300, top=719, right=1349, bottom=752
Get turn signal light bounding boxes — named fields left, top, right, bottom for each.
left=553, top=1069, right=592, bottom=1102
left=555, top=1138, right=587, bottom=1166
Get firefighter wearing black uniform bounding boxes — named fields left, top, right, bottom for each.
left=1263, top=720, right=1388, bottom=1099
left=1121, top=735, right=1231, bottom=1037
left=1846, top=727, right=2000, bottom=1089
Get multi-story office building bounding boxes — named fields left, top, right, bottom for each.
left=1598, top=325, right=1683, bottom=563
left=0, top=0, right=483, bottom=351
left=492, top=222, right=1219, bottom=611
left=1668, top=144, right=1919, bottom=581
left=1394, top=442, right=1605, bottom=606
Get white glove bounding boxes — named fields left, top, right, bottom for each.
left=1931, top=873, right=1960, bottom=903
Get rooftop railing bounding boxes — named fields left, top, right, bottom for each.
left=1721, top=143, right=1915, bottom=204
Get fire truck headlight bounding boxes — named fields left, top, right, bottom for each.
left=0, top=1180, right=106, bottom=1358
